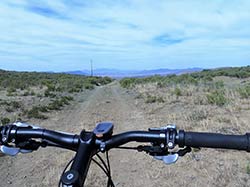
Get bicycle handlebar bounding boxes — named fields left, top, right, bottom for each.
left=0, top=125, right=79, bottom=151
left=1, top=123, right=250, bottom=187
left=183, top=131, right=250, bottom=151
left=1, top=125, right=250, bottom=152
left=101, top=131, right=165, bottom=149
left=16, top=128, right=79, bottom=150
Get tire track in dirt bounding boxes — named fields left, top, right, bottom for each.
left=0, top=82, right=152, bottom=187
left=3, top=82, right=244, bottom=187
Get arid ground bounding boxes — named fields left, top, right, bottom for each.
left=1, top=80, right=250, bottom=187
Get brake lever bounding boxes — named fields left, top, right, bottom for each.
left=14, top=122, right=41, bottom=129
left=0, top=145, right=33, bottom=156
left=154, top=147, right=192, bottom=165
left=137, top=145, right=192, bottom=165
left=154, top=154, right=179, bottom=165
left=0, top=139, right=44, bottom=156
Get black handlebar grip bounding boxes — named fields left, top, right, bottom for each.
left=184, top=132, right=250, bottom=152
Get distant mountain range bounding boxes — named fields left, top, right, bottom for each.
left=65, top=68, right=203, bottom=78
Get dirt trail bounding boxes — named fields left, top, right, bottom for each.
left=0, top=82, right=156, bottom=187
left=1, top=82, right=250, bottom=187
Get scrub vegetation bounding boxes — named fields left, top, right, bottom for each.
left=1, top=67, right=250, bottom=186
left=0, top=69, right=112, bottom=124
left=120, top=66, right=250, bottom=107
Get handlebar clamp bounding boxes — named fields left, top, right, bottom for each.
left=149, top=124, right=177, bottom=149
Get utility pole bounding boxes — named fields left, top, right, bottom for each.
left=90, top=59, right=93, bottom=76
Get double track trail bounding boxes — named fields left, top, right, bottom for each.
left=0, top=82, right=249, bottom=187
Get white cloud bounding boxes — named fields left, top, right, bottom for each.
left=0, top=0, right=249, bottom=71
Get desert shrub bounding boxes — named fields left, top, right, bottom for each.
left=37, top=93, right=43, bottom=98
left=119, top=66, right=250, bottom=89
left=5, top=107, right=14, bottom=113
left=26, top=107, right=47, bottom=119
left=187, top=110, right=208, bottom=121
left=23, top=91, right=30, bottom=96
left=69, top=88, right=81, bottom=93
left=30, top=90, right=35, bottom=96
left=1, top=117, right=10, bottom=125
left=120, top=78, right=136, bottom=88
left=206, top=90, right=227, bottom=106
left=7, top=87, right=16, bottom=93
left=145, top=95, right=157, bottom=103
left=23, top=95, right=73, bottom=119
left=10, top=101, right=21, bottom=108
left=36, top=105, right=49, bottom=112
left=0, top=100, right=8, bottom=105
left=214, top=81, right=224, bottom=89
left=4, top=101, right=21, bottom=112
left=46, top=84, right=56, bottom=92
left=238, top=85, right=250, bottom=99
left=64, top=96, right=74, bottom=101
left=247, top=163, right=250, bottom=174
left=84, top=83, right=94, bottom=90
left=145, top=95, right=165, bottom=103
left=0, top=69, right=112, bottom=93
left=60, top=97, right=69, bottom=105
left=23, top=90, right=35, bottom=96
left=47, top=100, right=63, bottom=110
left=202, top=75, right=213, bottom=82
left=99, top=76, right=113, bottom=85
left=46, top=96, right=73, bottom=110
left=135, top=93, right=144, bottom=99
left=157, top=82, right=165, bottom=88
left=156, top=96, right=165, bottom=103
left=172, top=87, right=182, bottom=96
left=44, top=89, right=56, bottom=98
left=45, top=96, right=73, bottom=111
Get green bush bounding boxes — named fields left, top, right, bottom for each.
left=119, top=66, right=250, bottom=89
left=135, top=93, right=144, bottom=99
left=84, top=83, right=94, bottom=90
left=247, top=163, right=250, bottom=174
left=156, top=96, right=165, bottom=103
left=64, top=96, right=74, bottom=101
left=214, top=81, right=224, bottom=89
left=0, top=69, right=113, bottom=93
left=10, top=101, right=21, bottom=109
left=172, top=87, right=182, bottom=96
left=30, top=96, right=74, bottom=114
left=145, top=95, right=157, bottom=103
left=23, top=91, right=30, bottom=96
left=145, top=95, right=165, bottom=103
left=156, top=82, right=165, bottom=88
left=7, top=87, right=16, bottom=93
left=47, top=100, right=63, bottom=110
left=5, top=107, right=14, bottom=113
left=26, top=107, right=47, bottom=119
left=206, top=90, right=227, bottom=106
left=23, top=95, right=74, bottom=119
left=36, top=105, right=49, bottom=112
left=4, top=101, right=21, bottom=112
left=120, top=78, right=136, bottom=88
left=238, top=85, right=250, bottom=98
left=44, top=89, right=56, bottom=98
left=1, top=117, right=10, bottom=125
left=202, top=75, right=213, bottom=82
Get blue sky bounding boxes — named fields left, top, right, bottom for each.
left=0, top=0, right=250, bottom=72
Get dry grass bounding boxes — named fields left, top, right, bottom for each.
left=130, top=76, right=250, bottom=186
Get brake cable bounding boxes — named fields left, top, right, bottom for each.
left=58, top=157, right=75, bottom=187
left=92, top=152, right=115, bottom=187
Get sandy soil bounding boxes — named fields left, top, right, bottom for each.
left=1, top=82, right=250, bottom=187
